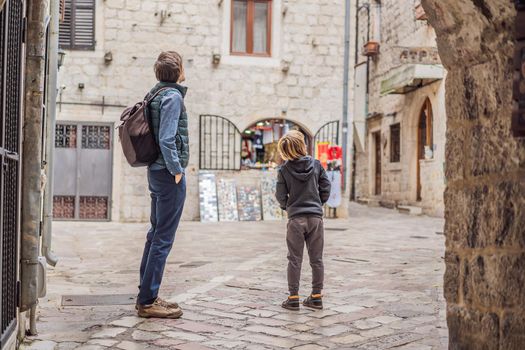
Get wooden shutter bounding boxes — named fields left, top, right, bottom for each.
left=59, top=0, right=73, bottom=48
left=59, top=0, right=95, bottom=50
left=59, top=0, right=66, bottom=22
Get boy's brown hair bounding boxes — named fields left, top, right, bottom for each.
left=154, top=51, right=183, bottom=83
left=278, top=130, right=308, bottom=161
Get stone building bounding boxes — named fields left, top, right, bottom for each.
left=352, top=0, right=446, bottom=217
left=423, top=0, right=525, bottom=347
left=55, top=0, right=349, bottom=222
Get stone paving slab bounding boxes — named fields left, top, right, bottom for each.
left=22, top=204, right=447, bottom=349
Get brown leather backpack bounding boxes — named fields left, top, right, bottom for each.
left=118, top=88, right=169, bottom=167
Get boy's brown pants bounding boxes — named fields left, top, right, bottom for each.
left=286, top=216, right=324, bottom=295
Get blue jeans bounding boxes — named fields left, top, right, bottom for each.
left=138, top=168, right=186, bottom=305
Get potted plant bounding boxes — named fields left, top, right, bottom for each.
left=363, top=41, right=380, bottom=57
left=415, top=3, right=428, bottom=21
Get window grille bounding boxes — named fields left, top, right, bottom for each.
left=53, top=196, right=76, bottom=219
left=55, top=124, right=77, bottom=148
left=82, top=125, right=110, bottom=149
left=199, top=115, right=242, bottom=170
left=79, top=196, right=108, bottom=219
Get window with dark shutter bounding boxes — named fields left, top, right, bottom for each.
left=59, top=0, right=95, bottom=50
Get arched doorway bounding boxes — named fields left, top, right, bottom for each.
left=417, top=98, right=433, bottom=201
left=241, top=119, right=311, bottom=169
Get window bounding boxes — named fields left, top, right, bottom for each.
left=59, top=0, right=95, bottom=50
left=390, top=123, right=401, bottom=163
left=231, top=0, right=272, bottom=56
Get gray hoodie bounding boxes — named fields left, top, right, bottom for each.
left=275, top=156, right=331, bottom=219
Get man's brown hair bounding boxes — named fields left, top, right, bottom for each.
left=154, top=51, right=183, bottom=83
left=278, top=130, right=308, bottom=161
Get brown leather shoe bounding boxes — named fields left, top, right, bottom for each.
left=137, top=299, right=183, bottom=319
left=157, top=297, right=180, bottom=309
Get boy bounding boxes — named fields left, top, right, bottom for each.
left=137, top=51, right=189, bottom=319
left=276, top=130, right=331, bottom=310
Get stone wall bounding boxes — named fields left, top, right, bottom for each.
left=57, top=0, right=348, bottom=221
left=422, top=0, right=525, bottom=348
left=352, top=0, right=446, bottom=216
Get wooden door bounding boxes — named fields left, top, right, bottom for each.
left=417, top=99, right=433, bottom=201
left=374, top=132, right=381, bottom=195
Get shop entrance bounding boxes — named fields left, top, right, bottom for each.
left=241, top=119, right=311, bottom=170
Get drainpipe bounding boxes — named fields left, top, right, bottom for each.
left=342, top=0, right=351, bottom=192
left=21, top=0, right=47, bottom=334
left=42, top=0, right=59, bottom=267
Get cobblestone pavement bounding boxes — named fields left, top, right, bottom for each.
left=22, top=204, right=447, bottom=350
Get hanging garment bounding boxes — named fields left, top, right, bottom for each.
left=263, top=129, right=273, bottom=144
left=326, top=170, right=342, bottom=208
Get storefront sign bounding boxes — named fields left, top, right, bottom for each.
left=396, top=47, right=441, bottom=65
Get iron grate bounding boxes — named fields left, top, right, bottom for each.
left=1, top=0, right=24, bottom=343
left=61, top=294, right=136, bottom=307
left=199, top=115, right=242, bottom=170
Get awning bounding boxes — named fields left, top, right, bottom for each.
left=380, top=64, right=445, bottom=95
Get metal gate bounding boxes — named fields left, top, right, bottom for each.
left=199, top=115, right=242, bottom=170
left=0, top=0, right=24, bottom=346
left=53, top=122, right=113, bottom=220
left=314, top=121, right=340, bottom=146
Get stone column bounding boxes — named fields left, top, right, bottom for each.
left=422, top=1, right=525, bottom=348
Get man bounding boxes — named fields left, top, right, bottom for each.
left=137, top=51, right=189, bottom=319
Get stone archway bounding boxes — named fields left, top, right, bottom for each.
left=422, top=1, right=525, bottom=348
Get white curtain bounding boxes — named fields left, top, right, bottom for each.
left=253, top=2, right=268, bottom=53
left=232, top=1, right=247, bottom=52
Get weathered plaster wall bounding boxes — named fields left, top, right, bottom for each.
left=422, top=0, right=525, bottom=348
left=353, top=0, right=446, bottom=216
left=57, top=0, right=348, bottom=221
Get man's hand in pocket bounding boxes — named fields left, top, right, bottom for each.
left=175, top=173, right=183, bottom=184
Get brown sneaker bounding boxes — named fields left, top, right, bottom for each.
left=157, top=297, right=180, bottom=309
left=137, top=299, right=183, bottom=319
left=136, top=297, right=179, bottom=311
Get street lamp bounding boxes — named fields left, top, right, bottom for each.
left=57, top=49, right=66, bottom=69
